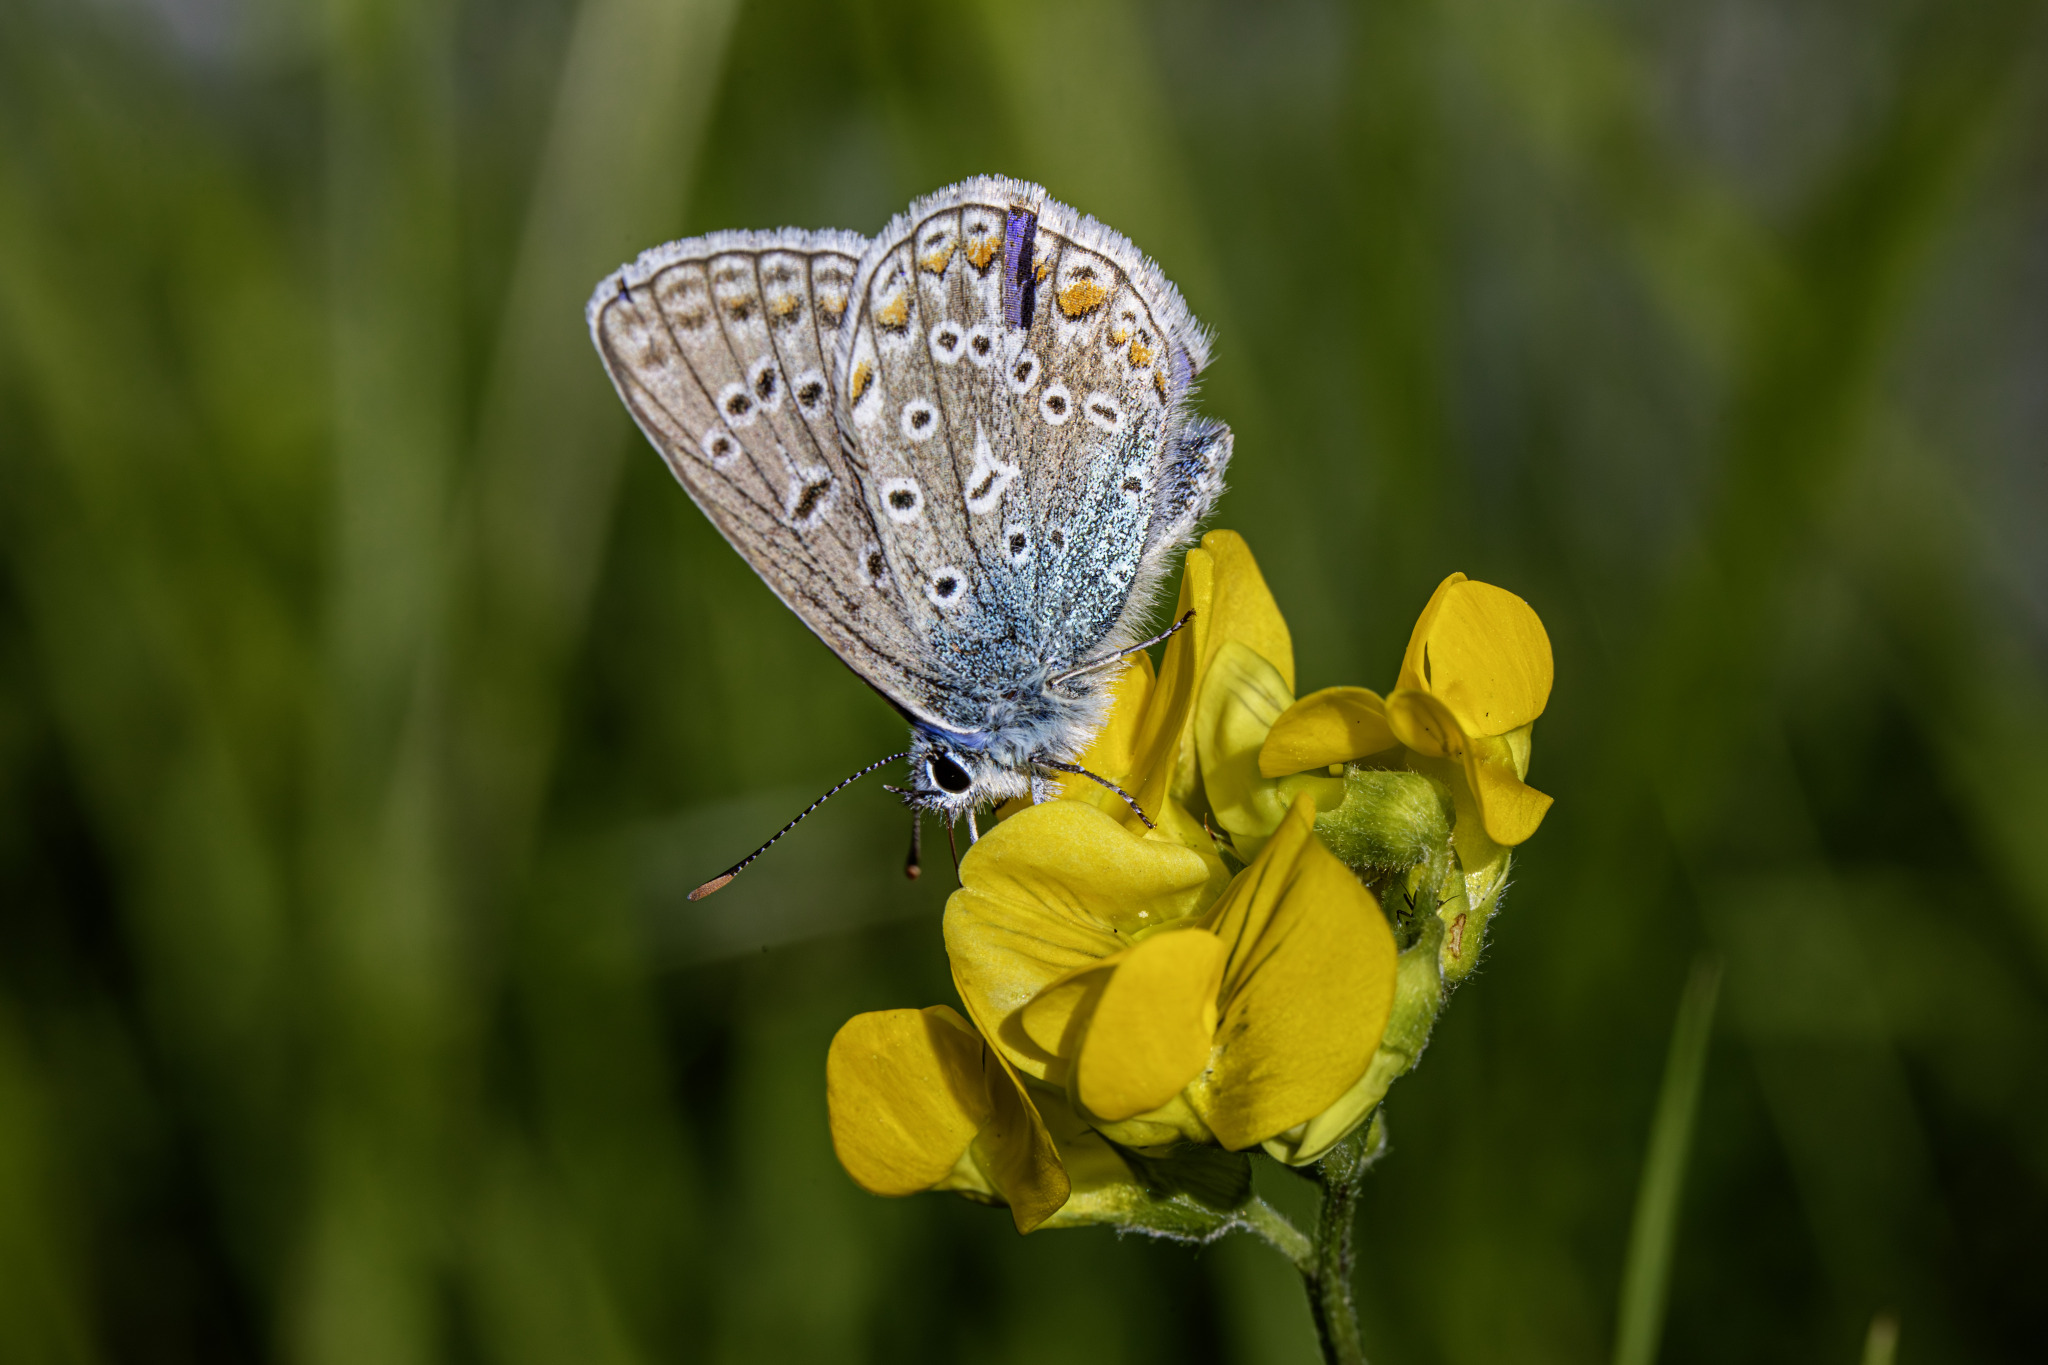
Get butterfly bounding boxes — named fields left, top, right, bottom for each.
left=587, top=176, right=1231, bottom=896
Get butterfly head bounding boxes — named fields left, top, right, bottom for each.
left=901, top=730, right=1033, bottom=816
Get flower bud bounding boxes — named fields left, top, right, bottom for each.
left=1313, top=767, right=1453, bottom=876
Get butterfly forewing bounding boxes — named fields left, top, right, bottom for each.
left=837, top=177, right=1224, bottom=710
left=588, top=230, right=948, bottom=722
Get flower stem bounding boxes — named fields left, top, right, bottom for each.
left=1235, top=1197, right=1314, bottom=1275
left=1306, top=1114, right=1389, bottom=1365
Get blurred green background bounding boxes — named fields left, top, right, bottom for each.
left=3, top=0, right=2046, bottom=1360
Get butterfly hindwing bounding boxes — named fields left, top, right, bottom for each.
left=837, top=177, right=1228, bottom=711
left=587, top=229, right=952, bottom=724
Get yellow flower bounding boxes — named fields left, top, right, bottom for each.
left=826, top=1005, right=1071, bottom=1232
left=826, top=1003, right=1257, bottom=1236
left=1258, top=571, right=1554, bottom=987
left=946, top=794, right=1397, bottom=1162
left=1260, top=573, right=1554, bottom=847
left=832, top=535, right=1562, bottom=1227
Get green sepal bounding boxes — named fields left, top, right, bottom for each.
left=1313, top=766, right=1453, bottom=875
left=1075, top=1142, right=1255, bottom=1243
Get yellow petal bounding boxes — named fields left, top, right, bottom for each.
left=1260, top=686, right=1398, bottom=777
left=1140, top=534, right=1297, bottom=822
left=1019, top=959, right=1114, bottom=1061
left=971, top=1016, right=1076, bottom=1233
left=1190, top=797, right=1398, bottom=1149
left=1131, top=548, right=1210, bottom=826
left=827, top=1007, right=991, bottom=1198
left=1075, top=929, right=1227, bottom=1120
left=1149, top=794, right=1234, bottom=907
left=1382, top=687, right=1464, bottom=761
left=1416, top=580, right=1553, bottom=737
left=1060, top=652, right=1154, bottom=807
left=1198, top=531, right=1294, bottom=693
left=946, top=801, right=1215, bottom=1080
left=1463, top=733, right=1554, bottom=846
left=1195, top=639, right=1298, bottom=850
left=1396, top=572, right=1468, bottom=696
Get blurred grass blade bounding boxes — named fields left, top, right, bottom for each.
left=1614, top=959, right=1722, bottom=1365
left=1861, top=1312, right=1900, bottom=1365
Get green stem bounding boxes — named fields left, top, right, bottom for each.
left=1235, top=1197, right=1314, bottom=1275
left=1309, top=1159, right=1364, bottom=1363
left=1304, top=1114, right=1388, bottom=1365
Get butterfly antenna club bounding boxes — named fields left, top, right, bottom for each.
left=688, top=751, right=911, bottom=900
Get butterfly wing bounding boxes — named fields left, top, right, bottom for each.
left=588, top=229, right=956, bottom=724
left=836, top=176, right=1229, bottom=724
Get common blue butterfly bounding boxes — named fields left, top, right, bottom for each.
left=588, top=176, right=1230, bottom=895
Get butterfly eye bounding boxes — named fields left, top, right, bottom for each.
left=927, top=754, right=972, bottom=795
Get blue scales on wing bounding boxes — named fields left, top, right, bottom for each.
left=834, top=176, right=1232, bottom=739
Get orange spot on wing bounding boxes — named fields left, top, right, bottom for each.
left=770, top=292, right=802, bottom=317
left=965, top=234, right=1000, bottom=270
left=1154, top=368, right=1168, bottom=398
left=1129, top=340, right=1153, bottom=366
left=1058, top=279, right=1109, bottom=316
left=850, top=360, right=873, bottom=402
left=875, top=292, right=911, bottom=330
left=919, top=243, right=956, bottom=274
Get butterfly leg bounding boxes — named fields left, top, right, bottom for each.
left=1036, top=759, right=1157, bottom=829
left=966, top=807, right=981, bottom=844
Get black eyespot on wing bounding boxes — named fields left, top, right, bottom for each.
left=1008, top=531, right=1027, bottom=555
left=970, top=334, right=991, bottom=359
left=754, top=365, right=779, bottom=402
left=797, top=379, right=825, bottom=408
left=889, top=489, right=916, bottom=511
left=726, top=391, right=753, bottom=419
left=928, top=754, right=972, bottom=794
left=1045, top=393, right=1066, bottom=415
left=933, top=574, right=959, bottom=600
left=911, top=408, right=932, bottom=430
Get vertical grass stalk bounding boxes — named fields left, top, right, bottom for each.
left=1613, top=958, right=1722, bottom=1365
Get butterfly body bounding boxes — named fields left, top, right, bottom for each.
left=589, top=176, right=1229, bottom=830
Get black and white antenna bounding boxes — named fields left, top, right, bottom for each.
left=689, top=752, right=910, bottom=900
